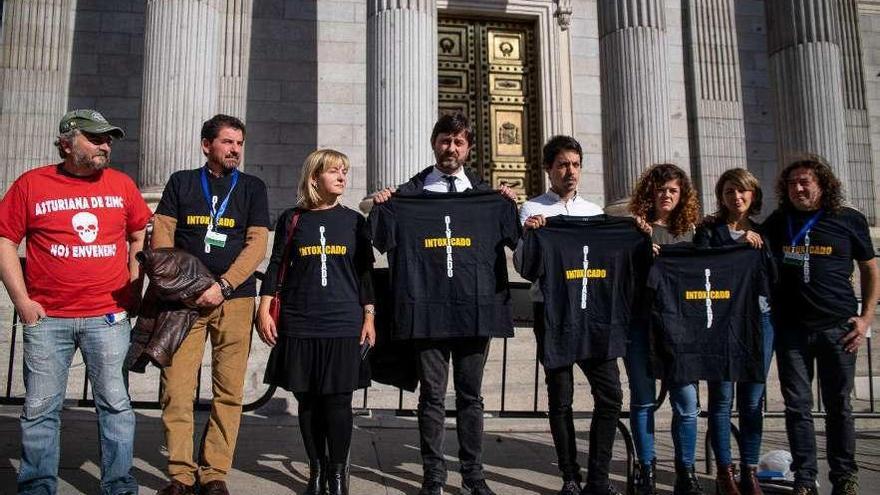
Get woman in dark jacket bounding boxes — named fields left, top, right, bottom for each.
left=256, top=149, right=375, bottom=495
left=695, top=168, right=774, bottom=495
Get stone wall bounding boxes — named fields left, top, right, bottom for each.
left=316, top=0, right=368, bottom=211
left=665, top=0, right=692, bottom=176
left=570, top=0, right=604, bottom=204
left=862, top=3, right=880, bottom=220
left=67, top=0, right=145, bottom=181
left=242, top=1, right=318, bottom=223
left=60, top=0, right=370, bottom=224
left=735, top=0, right=779, bottom=213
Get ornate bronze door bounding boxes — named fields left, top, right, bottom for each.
left=437, top=17, right=541, bottom=201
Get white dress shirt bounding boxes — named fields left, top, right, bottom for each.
left=422, top=166, right=473, bottom=193
left=515, top=190, right=604, bottom=302
left=518, top=190, right=604, bottom=224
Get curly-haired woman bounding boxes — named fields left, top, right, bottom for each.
left=627, top=163, right=703, bottom=495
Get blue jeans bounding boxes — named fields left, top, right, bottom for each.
left=708, top=312, right=775, bottom=466
left=18, top=316, right=137, bottom=495
left=625, top=326, right=699, bottom=466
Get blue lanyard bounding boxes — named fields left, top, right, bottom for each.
left=200, top=167, right=239, bottom=229
left=787, top=210, right=822, bottom=246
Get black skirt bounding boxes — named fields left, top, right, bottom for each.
left=263, top=335, right=370, bottom=394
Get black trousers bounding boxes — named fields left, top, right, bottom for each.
left=536, top=303, right=623, bottom=487
left=415, top=337, right=491, bottom=483
left=545, top=360, right=622, bottom=487
left=776, top=323, right=857, bottom=486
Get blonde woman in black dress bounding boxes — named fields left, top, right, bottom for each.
left=257, top=149, right=375, bottom=495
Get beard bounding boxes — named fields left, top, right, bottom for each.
left=71, top=148, right=109, bottom=171
left=215, top=153, right=240, bottom=171
left=435, top=153, right=465, bottom=173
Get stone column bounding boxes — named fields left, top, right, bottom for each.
left=766, top=0, right=849, bottom=188
left=366, top=0, right=437, bottom=194
left=0, top=0, right=76, bottom=192
left=218, top=0, right=253, bottom=120
left=682, top=0, right=747, bottom=208
left=139, top=0, right=222, bottom=196
left=838, top=0, right=875, bottom=222
left=598, top=0, right=673, bottom=209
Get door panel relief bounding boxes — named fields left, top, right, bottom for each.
left=438, top=17, right=541, bottom=201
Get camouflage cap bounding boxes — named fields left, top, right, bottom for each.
left=58, top=109, right=125, bottom=139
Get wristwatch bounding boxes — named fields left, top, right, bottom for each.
left=218, top=278, right=234, bottom=299
left=364, top=307, right=376, bottom=315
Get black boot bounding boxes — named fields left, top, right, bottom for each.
left=327, top=463, right=348, bottom=495
left=304, top=457, right=327, bottom=495
left=631, top=461, right=657, bottom=495
left=673, top=463, right=704, bottom=495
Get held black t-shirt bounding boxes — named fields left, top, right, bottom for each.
left=518, top=216, right=652, bottom=369
left=369, top=191, right=520, bottom=340
left=261, top=205, right=375, bottom=338
left=763, top=207, right=874, bottom=332
left=648, top=243, right=769, bottom=383
left=155, top=166, right=270, bottom=297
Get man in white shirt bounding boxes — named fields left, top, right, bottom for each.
left=516, top=136, right=623, bottom=495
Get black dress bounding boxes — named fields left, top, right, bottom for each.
left=261, top=204, right=374, bottom=394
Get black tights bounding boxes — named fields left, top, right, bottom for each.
left=293, top=391, right=354, bottom=464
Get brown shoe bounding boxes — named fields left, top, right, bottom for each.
left=155, top=480, right=195, bottom=495
left=739, top=465, right=763, bottom=495
left=201, top=480, right=231, bottom=495
left=715, top=464, right=741, bottom=495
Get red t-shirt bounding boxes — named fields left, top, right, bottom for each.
left=0, top=164, right=153, bottom=317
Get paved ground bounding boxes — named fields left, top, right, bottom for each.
left=3, top=249, right=880, bottom=494
left=1, top=406, right=879, bottom=494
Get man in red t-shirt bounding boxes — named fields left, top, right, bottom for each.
left=0, top=109, right=152, bottom=495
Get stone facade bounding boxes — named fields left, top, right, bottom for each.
left=0, top=0, right=878, bottom=222
left=1, top=0, right=880, bottom=416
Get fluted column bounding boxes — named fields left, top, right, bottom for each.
left=766, top=0, right=849, bottom=188
left=139, top=0, right=222, bottom=194
left=367, top=0, right=437, bottom=193
left=599, top=0, right=672, bottom=207
left=683, top=0, right=747, bottom=208
left=838, top=0, right=875, bottom=222
left=218, top=0, right=253, bottom=120
left=0, top=0, right=76, bottom=192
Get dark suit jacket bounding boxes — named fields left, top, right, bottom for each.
left=396, top=165, right=492, bottom=194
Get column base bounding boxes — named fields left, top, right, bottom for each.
left=603, top=197, right=631, bottom=217
left=140, top=187, right=164, bottom=212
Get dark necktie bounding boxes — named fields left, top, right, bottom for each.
left=443, top=175, right=457, bottom=193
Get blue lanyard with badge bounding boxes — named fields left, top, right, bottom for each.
left=785, top=211, right=821, bottom=283
left=200, top=167, right=239, bottom=253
